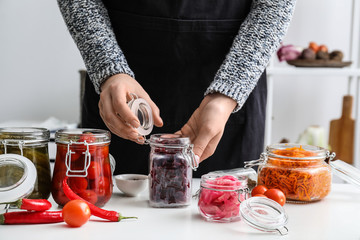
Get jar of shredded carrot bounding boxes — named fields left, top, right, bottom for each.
left=255, top=144, right=332, bottom=202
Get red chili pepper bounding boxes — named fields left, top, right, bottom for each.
left=13, top=199, right=52, bottom=211
left=0, top=211, right=63, bottom=225
left=62, top=177, right=136, bottom=222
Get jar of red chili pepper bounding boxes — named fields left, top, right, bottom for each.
left=246, top=144, right=334, bottom=202
left=52, top=129, right=114, bottom=207
left=149, top=134, right=198, bottom=208
left=0, top=127, right=51, bottom=199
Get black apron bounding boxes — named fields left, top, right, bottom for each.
left=82, top=0, right=267, bottom=178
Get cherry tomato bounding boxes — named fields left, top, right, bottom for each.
left=96, top=145, right=109, bottom=159
left=68, top=177, right=88, bottom=193
left=51, top=170, right=66, bottom=191
left=80, top=133, right=96, bottom=154
left=69, top=145, right=82, bottom=162
left=264, top=189, right=286, bottom=206
left=87, top=161, right=100, bottom=180
left=78, top=189, right=98, bottom=205
left=90, top=176, right=111, bottom=197
left=102, top=162, right=112, bottom=178
left=63, top=200, right=91, bottom=227
left=251, top=185, right=268, bottom=197
left=252, top=194, right=267, bottom=198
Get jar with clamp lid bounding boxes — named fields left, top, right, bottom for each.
left=245, top=144, right=333, bottom=202
left=198, top=172, right=249, bottom=222
left=127, top=94, right=198, bottom=207
left=197, top=169, right=289, bottom=235
left=0, top=127, right=51, bottom=199
left=148, top=134, right=198, bottom=207
left=51, top=129, right=114, bottom=207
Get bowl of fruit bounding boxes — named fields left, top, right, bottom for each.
left=277, top=42, right=351, bottom=68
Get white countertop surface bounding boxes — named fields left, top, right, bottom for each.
left=1, top=180, right=360, bottom=240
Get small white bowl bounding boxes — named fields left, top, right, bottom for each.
left=114, top=174, right=148, bottom=197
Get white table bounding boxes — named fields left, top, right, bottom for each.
left=1, top=180, right=360, bottom=240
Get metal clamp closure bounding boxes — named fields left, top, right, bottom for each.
left=244, top=152, right=267, bottom=168
left=183, top=144, right=198, bottom=170
left=2, top=140, right=25, bottom=156
left=65, top=140, right=91, bottom=177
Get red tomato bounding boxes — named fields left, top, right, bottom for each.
left=252, top=194, right=267, bottom=198
left=251, top=185, right=268, bottom=197
left=51, top=170, right=66, bottom=191
left=78, top=189, right=98, bottom=205
left=264, top=189, right=286, bottom=206
left=87, top=161, right=100, bottom=179
left=68, top=177, right=88, bottom=193
left=63, top=200, right=91, bottom=227
left=102, top=162, right=112, bottom=178
left=90, top=176, right=111, bottom=197
left=80, top=133, right=96, bottom=154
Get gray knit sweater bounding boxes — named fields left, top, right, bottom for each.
left=58, top=0, right=296, bottom=111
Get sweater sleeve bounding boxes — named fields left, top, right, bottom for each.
left=205, top=0, right=296, bottom=112
left=57, top=0, right=134, bottom=94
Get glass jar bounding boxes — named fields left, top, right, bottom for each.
left=254, top=144, right=332, bottom=202
left=52, top=129, right=113, bottom=207
left=0, top=127, right=51, bottom=199
left=148, top=134, right=198, bottom=208
left=198, top=173, right=249, bottom=222
left=0, top=154, right=37, bottom=203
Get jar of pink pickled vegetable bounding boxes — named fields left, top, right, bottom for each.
left=197, top=171, right=290, bottom=235
left=198, top=174, right=249, bottom=222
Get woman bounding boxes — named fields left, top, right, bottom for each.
left=58, top=0, right=296, bottom=177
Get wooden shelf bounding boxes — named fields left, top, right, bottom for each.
left=267, top=67, right=360, bottom=77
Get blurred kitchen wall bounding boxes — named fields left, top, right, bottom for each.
left=0, top=0, right=85, bottom=124
left=0, top=0, right=358, bottom=144
left=271, top=0, right=357, bottom=143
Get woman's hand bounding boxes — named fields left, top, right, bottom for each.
left=99, top=73, right=163, bottom=142
left=177, top=93, right=237, bottom=163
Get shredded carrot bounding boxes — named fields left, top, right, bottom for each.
left=258, top=146, right=331, bottom=202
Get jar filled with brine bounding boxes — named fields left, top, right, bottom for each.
left=198, top=173, right=249, bottom=222
left=52, top=129, right=113, bottom=207
left=149, top=134, right=198, bottom=207
left=125, top=95, right=198, bottom=208
left=0, top=127, right=51, bottom=199
left=246, top=144, right=332, bottom=202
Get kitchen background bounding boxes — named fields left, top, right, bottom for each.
left=1, top=1, right=359, bottom=164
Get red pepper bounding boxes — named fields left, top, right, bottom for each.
left=62, top=177, right=136, bottom=222
left=13, top=199, right=52, bottom=211
left=0, top=211, right=63, bottom=225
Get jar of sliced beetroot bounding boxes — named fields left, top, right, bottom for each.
left=149, top=134, right=198, bottom=208
left=198, top=174, right=249, bottom=222
left=246, top=144, right=333, bottom=202
left=52, top=129, right=114, bottom=207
